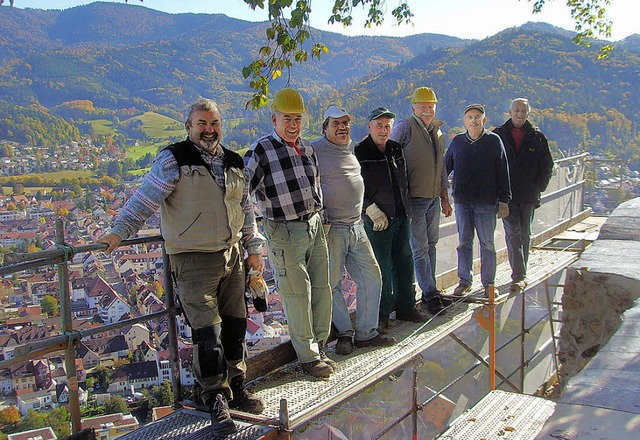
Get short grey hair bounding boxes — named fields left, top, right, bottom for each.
left=186, top=98, right=220, bottom=123
left=510, top=98, right=530, bottom=113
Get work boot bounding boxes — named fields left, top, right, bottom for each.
left=377, top=318, right=390, bottom=334
left=228, top=376, right=265, bottom=414
left=425, top=297, right=447, bottom=315
left=437, top=294, right=454, bottom=307
left=396, top=308, right=428, bottom=323
left=301, top=360, right=333, bottom=378
left=354, top=334, right=397, bottom=348
left=510, top=279, right=527, bottom=292
left=318, top=342, right=337, bottom=369
left=208, top=393, right=237, bottom=436
left=335, top=336, right=354, bottom=355
left=453, top=283, right=472, bottom=296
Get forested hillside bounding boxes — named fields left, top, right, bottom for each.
left=0, top=2, right=638, bottom=168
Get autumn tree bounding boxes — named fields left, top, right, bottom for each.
left=41, top=295, right=59, bottom=317
left=0, top=406, right=20, bottom=430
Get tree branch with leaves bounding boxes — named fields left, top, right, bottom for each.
left=530, top=0, right=613, bottom=58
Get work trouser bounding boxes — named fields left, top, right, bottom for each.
left=263, top=213, right=332, bottom=364
left=169, top=244, right=247, bottom=405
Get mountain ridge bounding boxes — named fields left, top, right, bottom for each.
left=0, top=3, right=638, bottom=167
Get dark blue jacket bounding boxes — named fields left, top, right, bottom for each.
left=445, top=130, right=511, bottom=205
left=493, top=119, right=553, bottom=207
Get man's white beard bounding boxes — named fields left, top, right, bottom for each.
left=198, top=137, right=219, bottom=154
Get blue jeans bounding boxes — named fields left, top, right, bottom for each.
left=327, top=222, right=382, bottom=342
left=364, top=217, right=416, bottom=320
left=409, top=197, right=441, bottom=299
left=263, top=213, right=332, bottom=364
left=454, top=202, right=497, bottom=287
left=502, top=203, right=535, bottom=282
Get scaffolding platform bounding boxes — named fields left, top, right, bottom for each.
left=120, top=244, right=584, bottom=439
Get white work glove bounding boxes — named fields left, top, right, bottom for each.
left=365, top=203, right=389, bottom=231
left=247, top=268, right=268, bottom=312
left=498, top=202, right=510, bottom=219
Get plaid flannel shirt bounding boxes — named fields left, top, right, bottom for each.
left=244, top=131, right=323, bottom=221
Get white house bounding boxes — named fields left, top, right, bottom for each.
left=17, top=389, right=54, bottom=416
left=7, top=427, right=57, bottom=440
left=81, top=413, right=139, bottom=440
left=123, top=323, right=150, bottom=351
left=98, top=291, right=131, bottom=324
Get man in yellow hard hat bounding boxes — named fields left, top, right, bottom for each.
left=244, top=88, right=334, bottom=378
left=390, top=87, right=453, bottom=315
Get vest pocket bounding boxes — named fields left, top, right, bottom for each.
left=178, top=212, right=203, bottom=236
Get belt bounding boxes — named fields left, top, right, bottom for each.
left=296, top=211, right=317, bottom=222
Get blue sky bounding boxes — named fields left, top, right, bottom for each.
left=11, top=0, right=639, bottom=41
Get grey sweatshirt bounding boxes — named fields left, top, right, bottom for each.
left=311, top=136, right=364, bottom=225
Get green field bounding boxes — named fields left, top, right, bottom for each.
left=2, top=186, right=53, bottom=195
left=86, top=112, right=184, bottom=140
left=126, top=112, right=184, bottom=139
left=88, top=119, right=117, bottom=136
left=29, top=170, right=93, bottom=180
left=126, top=144, right=160, bottom=161
left=129, top=168, right=151, bottom=177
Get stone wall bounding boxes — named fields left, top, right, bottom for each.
left=558, top=197, right=640, bottom=385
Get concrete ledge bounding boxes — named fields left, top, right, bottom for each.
left=599, top=198, right=640, bottom=241
left=559, top=197, right=640, bottom=407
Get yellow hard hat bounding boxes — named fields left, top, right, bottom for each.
left=272, top=88, right=307, bottom=113
left=411, top=87, right=438, bottom=103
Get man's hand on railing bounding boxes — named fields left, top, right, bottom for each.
left=97, top=233, right=123, bottom=254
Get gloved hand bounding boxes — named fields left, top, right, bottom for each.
left=247, top=268, right=268, bottom=312
left=365, top=203, right=389, bottom=231
left=498, top=202, right=509, bottom=219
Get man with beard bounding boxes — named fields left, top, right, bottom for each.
left=98, top=98, right=265, bottom=436
left=391, top=87, right=453, bottom=315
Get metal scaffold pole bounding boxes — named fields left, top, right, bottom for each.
left=162, top=248, right=183, bottom=406
left=488, top=284, right=496, bottom=390
left=56, top=218, right=82, bottom=433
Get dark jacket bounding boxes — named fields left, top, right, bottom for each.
left=354, top=135, right=411, bottom=220
left=493, top=119, right=554, bottom=206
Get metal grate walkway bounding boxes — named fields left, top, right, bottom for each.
left=437, top=390, right=556, bottom=439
